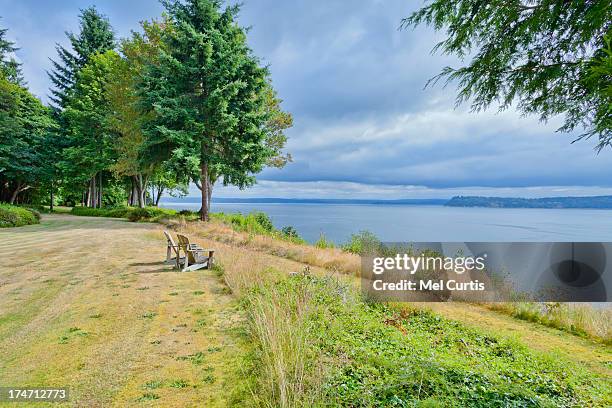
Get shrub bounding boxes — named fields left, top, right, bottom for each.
left=341, top=230, right=381, bottom=255
left=127, top=207, right=177, bottom=222
left=253, top=212, right=274, bottom=232
left=70, top=206, right=133, bottom=218
left=0, top=204, right=40, bottom=227
left=281, top=226, right=300, bottom=239
left=314, top=232, right=335, bottom=249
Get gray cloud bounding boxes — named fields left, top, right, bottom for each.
left=1, top=0, right=610, bottom=196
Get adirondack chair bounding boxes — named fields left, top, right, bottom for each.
left=164, top=231, right=185, bottom=269
left=176, top=233, right=215, bottom=272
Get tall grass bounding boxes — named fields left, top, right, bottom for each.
left=174, top=217, right=612, bottom=344
left=244, top=279, right=323, bottom=407
left=486, top=302, right=611, bottom=344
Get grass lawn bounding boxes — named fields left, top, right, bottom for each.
left=0, top=214, right=610, bottom=406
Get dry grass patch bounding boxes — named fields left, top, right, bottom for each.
left=165, top=218, right=360, bottom=276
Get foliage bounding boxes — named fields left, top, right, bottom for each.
left=0, top=76, right=56, bottom=204
left=342, top=230, right=381, bottom=255
left=212, top=212, right=274, bottom=234
left=137, top=0, right=286, bottom=220
left=0, top=204, right=40, bottom=227
left=69, top=205, right=177, bottom=222
left=127, top=206, right=177, bottom=222
left=243, top=275, right=610, bottom=407
left=48, top=6, right=115, bottom=109
left=281, top=226, right=300, bottom=239
left=70, top=206, right=134, bottom=218
left=402, top=0, right=612, bottom=149
left=211, top=211, right=306, bottom=244
left=314, top=232, right=335, bottom=249
left=0, top=19, right=22, bottom=83
left=62, top=51, right=121, bottom=187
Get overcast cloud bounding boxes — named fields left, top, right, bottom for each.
left=1, top=0, right=611, bottom=198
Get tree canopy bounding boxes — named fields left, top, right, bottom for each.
left=0, top=19, right=22, bottom=84
left=138, top=0, right=289, bottom=220
left=48, top=6, right=115, bottom=109
left=403, top=0, right=612, bottom=150
left=0, top=3, right=291, bottom=213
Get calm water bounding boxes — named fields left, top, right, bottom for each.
left=159, top=201, right=612, bottom=244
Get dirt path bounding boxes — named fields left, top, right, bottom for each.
left=0, top=215, right=246, bottom=407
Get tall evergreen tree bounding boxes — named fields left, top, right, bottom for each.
left=47, top=6, right=115, bottom=109
left=139, top=0, right=290, bottom=221
left=0, top=19, right=23, bottom=84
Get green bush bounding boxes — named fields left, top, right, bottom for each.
left=127, top=207, right=177, bottom=222
left=314, top=232, right=335, bottom=249
left=342, top=230, right=381, bottom=255
left=280, top=226, right=300, bottom=239
left=211, top=211, right=275, bottom=234
left=0, top=204, right=40, bottom=227
left=70, top=206, right=133, bottom=218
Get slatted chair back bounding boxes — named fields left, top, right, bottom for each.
left=176, top=234, right=196, bottom=264
left=164, top=231, right=182, bottom=268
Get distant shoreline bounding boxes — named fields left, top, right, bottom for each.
left=161, top=197, right=449, bottom=205
left=160, top=195, right=612, bottom=209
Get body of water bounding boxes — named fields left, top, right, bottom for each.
left=159, top=201, right=612, bottom=244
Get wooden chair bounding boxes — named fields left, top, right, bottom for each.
left=164, top=231, right=185, bottom=269
left=176, top=233, right=215, bottom=272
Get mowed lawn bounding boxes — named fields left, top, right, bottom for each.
left=0, top=215, right=246, bottom=407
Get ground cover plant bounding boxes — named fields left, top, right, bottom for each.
left=240, top=274, right=611, bottom=407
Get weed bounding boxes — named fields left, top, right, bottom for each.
left=142, top=380, right=163, bottom=390
left=177, top=351, right=206, bottom=365
left=136, top=392, right=160, bottom=401
left=169, top=379, right=189, bottom=388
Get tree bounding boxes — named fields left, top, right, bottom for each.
left=0, top=19, right=23, bottom=84
left=402, top=0, right=612, bottom=149
left=107, top=20, right=169, bottom=208
left=48, top=6, right=115, bottom=109
left=139, top=0, right=288, bottom=221
left=62, top=51, right=121, bottom=208
left=190, top=81, right=292, bottom=209
left=149, top=163, right=189, bottom=206
left=0, top=78, right=55, bottom=203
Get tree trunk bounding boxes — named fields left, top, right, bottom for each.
left=155, top=186, right=164, bottom=207
left=200, top=161, right=210, bottom=221
left=9, top=183, right=22, bottom=204
left=133, top=174, right=147, bottom=208
left=50, top=188, right=54, bottom=212
left=98, top=172, right=103, bottom=208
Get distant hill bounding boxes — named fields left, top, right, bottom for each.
left=161, top=197, right=448, bottom=205
left=446, top=195, right=612, bottom=209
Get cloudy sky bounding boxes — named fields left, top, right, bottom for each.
left=2, top=0, right=612, bottom=199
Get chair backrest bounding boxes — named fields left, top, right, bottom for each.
left=164, top=231, right=180, bottom=257
left=164, top=231, right=176, bottom=246
left=176, top=234, right=196, bottom=263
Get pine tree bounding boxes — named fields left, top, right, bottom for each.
left=0, top=19, right=23, bottom=84
left=139, top=0, right=289, bottom=221
left=47, top=6, right=115, bottom=109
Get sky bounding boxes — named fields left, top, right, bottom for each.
left=2, top=0, right=612, bottom=199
